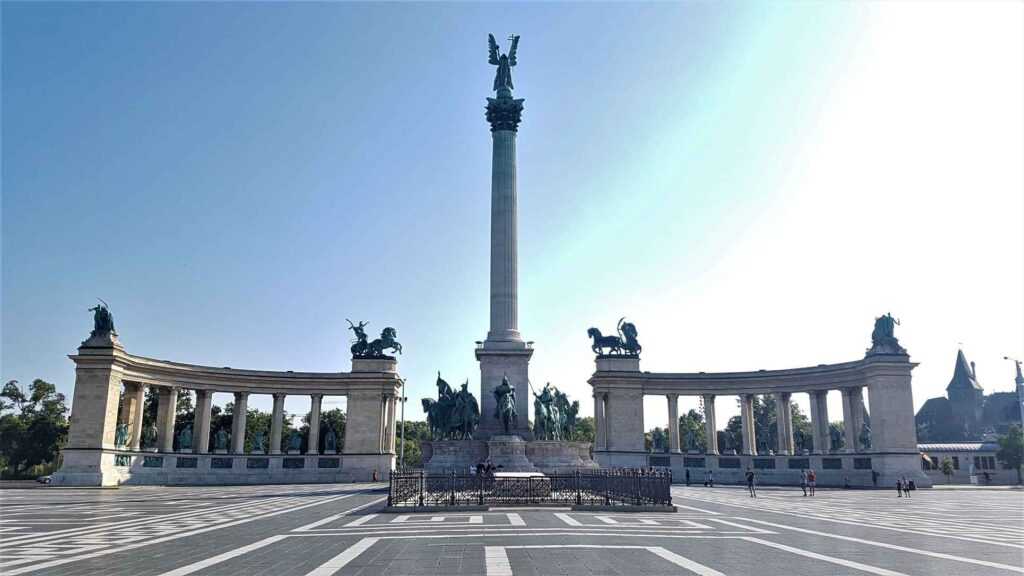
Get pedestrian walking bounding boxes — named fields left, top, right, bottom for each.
left=807, top=469, right=816, bottom=496
left=685, top=469, right=690, bottom=486
left=746, top=468, right=756, bottom=498
left=902, top=476, right=911, bottom=498
left=800, top=469, right=808, bottom=496
left=844, top=476, right=850, bottom=489
left=872, top=470, right=879, bottom=487
left=896, top=478, right=903, bottom=497
left=708, top=470, right=714, bottom=488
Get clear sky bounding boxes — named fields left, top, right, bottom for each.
left=3, top=2, right=1022, bottom=428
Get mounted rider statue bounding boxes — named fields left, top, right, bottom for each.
left=348, top=319, right=402, bottom=357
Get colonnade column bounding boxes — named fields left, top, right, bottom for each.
left=702, top=394, right=718, bottom=455
left=307, top=394, right=322, bottom=455
left=775, top=392, right=794, bottom=455
left=231, top=392, right=248, bottom=454
left=808, top=390, right=829, bottom=454
left=593, top=393, right=605, bottom=451
left=270, top=393, right=285, bottom=455
left=194, top=390, right=212, bottom=454
left=841, top=387, right=863, bottom=452
left=740, top=394, right=756, bottom=455
left=156, top=386, right=179, bottom=452
left=126, top=382, right=146, bottom=451
left=667, top=394, right=680, bottom=453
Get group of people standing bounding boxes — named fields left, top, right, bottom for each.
left=896, top=475, right=915, bottom=497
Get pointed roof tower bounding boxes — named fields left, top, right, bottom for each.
left=947, top=349, right=984, bottom=393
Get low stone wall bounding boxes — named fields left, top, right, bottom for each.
left=421, top=440, right=597, bottom=474
left=53, top=449, right=392, bottom=485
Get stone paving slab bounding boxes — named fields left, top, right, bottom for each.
left=1, top=483, right=1022, bottom=575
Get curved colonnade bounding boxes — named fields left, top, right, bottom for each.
left=590, top=350, right=931, bottom=487
left=54, top=336, right=400, bottom=486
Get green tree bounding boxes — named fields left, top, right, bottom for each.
left=0, top=379, right=69, bottom=477
left=829, top=421, right=845, bottom=451
left=997, top=425, right=1023, bottom=484
left=573, top=416, right=595, bottom=443
left=679, top=409, right=705, bottom=452
left=940, top=456, right=955, bottom=483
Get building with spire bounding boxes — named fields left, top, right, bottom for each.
left=916, top=348, right=1022, bottom=442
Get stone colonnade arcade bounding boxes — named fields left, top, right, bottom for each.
left=53, top=331, right=401, bottom=486
left=589, top=331, right=931, bottom=488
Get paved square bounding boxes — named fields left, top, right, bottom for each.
left=1, top=484, right=1021, bottom=575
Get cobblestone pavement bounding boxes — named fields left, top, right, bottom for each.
left=1, top=483, right=1022, bottom=575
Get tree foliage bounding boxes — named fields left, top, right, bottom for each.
left=940, top=456, right=955, bottom=482
left=0, top=379, right=69, bottom=477
left=997, top=425, right=1023, bottom=484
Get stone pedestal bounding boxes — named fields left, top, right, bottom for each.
left=476, top=345, right=533, bottom=440
left=287, top=449, right=300, bottom=455
left=486, top=435, right=538, bottom=473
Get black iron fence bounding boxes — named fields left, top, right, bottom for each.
left=388, top=469, right=672, bottom=508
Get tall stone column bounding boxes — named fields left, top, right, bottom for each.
left=841, top=387, right=862, bottom=452
left=386, top=394, right=398, bottom=453
left=476, top=80, right=533, bottom=439
left=307, top=394, right=322, bottom=455
left=156, top=387, right=179, bottom=453
left=126, top=382, right=146, bottom=451
left=231, top=392, right=248, bottom=454
left=270, top=393, right=285, bottom=455
left=740, top=394, right=756, bottom=455
left=775, top=392, right=794, bottom=455
left=667, top=394, right=680, bottom=453
left=703, top=394, right=718, bottom=455
left=808, top=390, right=829, bottom=454
left=194, top=390, right=213, bottom=454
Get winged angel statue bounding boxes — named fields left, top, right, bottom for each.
left=488, top=33, right=520, bottom=93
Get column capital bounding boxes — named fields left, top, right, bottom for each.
left=234, top=390, right=249, bottom=399
left=310, top=393, right=323, bottom=401
left=486, top=96, right=524, bottom=132
left=272, top=392, right=286, bottom=401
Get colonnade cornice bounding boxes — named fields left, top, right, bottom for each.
left=69, top=348, right=401, bottom=396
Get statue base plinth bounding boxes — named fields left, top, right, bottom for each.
left=486, top=435, right=538, bottom=473
left=213, top=449, right=227, bottom=454
left=287, top=450, right=301, bottom=455
left=250, top=449, right=265, bottom=455
left=323, top=450, right=338, bottom=455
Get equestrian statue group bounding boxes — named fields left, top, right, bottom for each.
left=348, top=319, right=402, bottom=357
left=587, top=318, right=641, bottom=356
left=423, top=373, right=481, bottom=440
left=531, top=382, right=580, bottom=441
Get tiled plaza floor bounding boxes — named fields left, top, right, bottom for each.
left=1, top=483, right=1021, bottom=575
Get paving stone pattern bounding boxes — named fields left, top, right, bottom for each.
left=1, top=483, right=1021, bottom=575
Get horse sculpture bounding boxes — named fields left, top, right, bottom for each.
left=368, top=327, right=402, bottom=356
left=587, top=328, right=622, bottom=355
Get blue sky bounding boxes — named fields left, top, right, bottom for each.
left=3, top=2, right=1022, bottom=426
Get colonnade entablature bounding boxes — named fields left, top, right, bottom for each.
left=54, top=331, right=401, bottom=486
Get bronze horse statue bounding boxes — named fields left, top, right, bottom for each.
left=587, top=327, right=622, bottom=355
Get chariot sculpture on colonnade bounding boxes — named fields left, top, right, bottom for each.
left=587, top=318, right=641, bottom=356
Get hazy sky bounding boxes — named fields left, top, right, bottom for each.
left=3, top=2, right=1022, bottom=429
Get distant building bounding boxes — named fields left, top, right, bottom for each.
left=915, top=349, right=1022, bottom=442
left=918, top=442, right=1010, bottom=485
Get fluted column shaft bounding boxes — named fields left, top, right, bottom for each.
left=703, top=394, right=718, bottom=455
left=594, top=393, right=605, bottom=450
left=270, top=393, right=285, bottom=455
left=308, top=394, right=322, bottom=455
left=740, top=394, right=756, bottom=455
left=231, top=392, right=248, bottom=454
left=487, top=128, right=521, bottom=342
left=809, top=391, right=829, bottom=453
left=194, top=390, right=212, bottom=454
left=126, top=383, right=146, bottom=451
left=156, top=387, right=178, bottom=452
left=667, top=394, right=680, bottom=453
left=842, top=387, right=863, bottom=452
left=776, top=392, right=794, bottom=455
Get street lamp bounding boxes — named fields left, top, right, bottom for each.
left=399, top=378, right=407, bottom=471
left=1004, top=356, right=1024, bottom=427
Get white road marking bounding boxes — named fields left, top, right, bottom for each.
left=496, top=545, right=725, bottom=576
left=553, top=512, right=582, bottom=526
left=737, top=517, right=1024, bottom=573
left=304, top=537, right=379, bottom=576
left=744, top=537, right=910, bottom=576
left=344, top=514, right=378, bottom=527
left=4, top=491, right=376, bottom=575
left=506, top=513, right=525, bottom=526
left=671, top=502, right=722, bottom=514
left=294, top=498, right=386, bottom=532
left=706, top=518, right=774, bottom=534
left=596, top=516, right=618, bottom=524
left=156, top=535, right=288, bottom=576
left=469, top=515, right=484, bottom=524
left=392, top=515, right=410, bottom=523
left=484, top=546, right=513, bottom=576
left=649, top=547, right=728, bottom=576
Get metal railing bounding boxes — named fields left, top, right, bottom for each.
left=388, top=469, right=672, bottom=508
